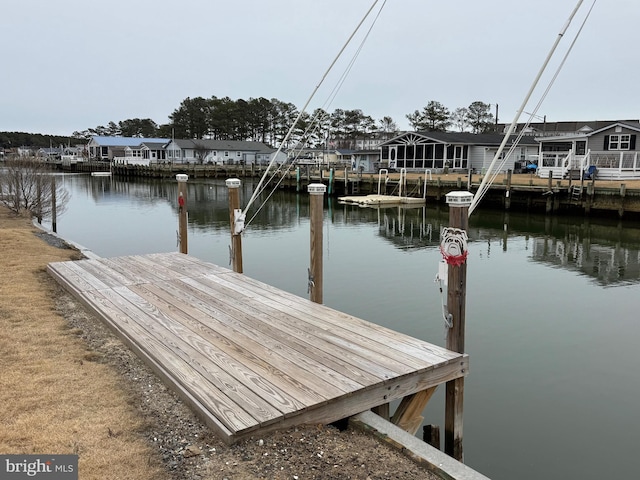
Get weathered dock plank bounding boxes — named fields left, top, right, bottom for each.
left=47, top=253, right=468, bottom=444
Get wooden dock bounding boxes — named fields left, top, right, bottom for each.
left=48, top=252, right=468, bottom=444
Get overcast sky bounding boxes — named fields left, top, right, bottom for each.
left=1, top=0, right=635, bottom=136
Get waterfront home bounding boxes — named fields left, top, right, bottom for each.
left=352, top=149, right=380, bottom=173
left=88, top=136, right=169, bottom=161
left=498, top=118, right=640, bottom=137
left=118, top=141, right=168, bottom=166
left=287, top=147, right=358, bottom=170
left=36, top=147, right=61, bottom=160
left=164, top=139, right=285, bottom=166
left=378, top=131, right=538, bottom=174
left=536, top=121, right=640, bottom=179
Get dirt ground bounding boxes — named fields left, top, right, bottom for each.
left=0, top=207, right=440, bottom=480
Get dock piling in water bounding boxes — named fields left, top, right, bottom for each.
left=443, top=191, right=473, bottom=462
left=226, top=178, right=243, bottom=274
left=176, top=174, right=188, bottom=254
left=308, top=184, right=326, bottom=304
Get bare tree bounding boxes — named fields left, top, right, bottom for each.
left=0, top=158, right=69, bottom=219
left=451, top=107, right=469, bottom=132
left=192, top=141, right=213, bottom=165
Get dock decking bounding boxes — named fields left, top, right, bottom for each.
left=48, top=252, right=468, bottom=444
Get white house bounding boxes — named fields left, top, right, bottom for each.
left=164, top=139, right=285, bottom=166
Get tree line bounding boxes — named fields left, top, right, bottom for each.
left=1, top=97, right=497, bottom=150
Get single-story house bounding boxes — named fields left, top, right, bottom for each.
left=352, top=149, right=380, bottom=173
left=536, top=121, right=640, bottom=179
left=37, top=147, right=61, bottom=160
left=88, top=136, right=169, bottom=160
left=286, top=148, right=357, bottom=169
left=164, top=139, right=286, bottom=166
left=378, top=131, right=539, bottom=174
left=286, top=148, right=325, bottom=165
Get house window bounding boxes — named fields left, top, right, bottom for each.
left=224, top=151, right=229, bottom=157
left=236, top=151, right=241, bottom=157
left=609, top=134, right=631, bottom=150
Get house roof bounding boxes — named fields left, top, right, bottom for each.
left=90, top=136, right=169, bottom=147
left=140, top=142, right=167, bottom=150
left=335, top=149, right=357, bottom=155
left=587, top=122, right=640, bottom=136
left=538, top=122, right=640, bottom=141
left=381, top=131, right=538, bottom=147
left=499, top=119, right=640, bottom=135
left=170, top=139, right=273, bottom=153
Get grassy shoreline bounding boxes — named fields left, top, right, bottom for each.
left=0, top=208, right=165, bottom=479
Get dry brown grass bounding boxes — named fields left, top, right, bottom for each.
left=0, top=208, right=165, bottom=480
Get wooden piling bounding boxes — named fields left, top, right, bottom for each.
left=505, top=169, right=512, bottom=210
left=226, top=178, right=244, bottom=274
left=176, top=174, right=188, bottom=254
left=51, top=176, right=57, bottom=233
left=308, top=184, right=326, bottom=304
left=423, top=424, right=441, bottom=450
left=328, top=168, right=335, bottom=195
left=344, top=167, right=349, bottom=195
left=443, top=191, right=472, bottom=462
left=619, top=183, right=627, bottom=218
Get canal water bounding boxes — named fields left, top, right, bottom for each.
left=45, top=174, right=640, bottom=480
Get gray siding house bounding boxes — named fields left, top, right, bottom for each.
left=164, top=139, right=286, bottom=166
left=537, top=121, right=640, bottom=179
left=378, top=132, right=538, bottom=174
left=88, top=136, right=169, bottom=160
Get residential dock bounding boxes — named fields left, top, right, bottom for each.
left=63, top=162, right=640, bottom=218
left=47, top=252, right=468, bottom=445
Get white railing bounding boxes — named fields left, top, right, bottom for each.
left=590, top=151, right=639, bottom=171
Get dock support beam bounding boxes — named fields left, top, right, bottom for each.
left=176, top=174, right=188, bottom=254
left=308, top=183, right=326, bottom=304
left=443, top=191, right=473, bottom=462
left=226, top=178, right=243, bottom=274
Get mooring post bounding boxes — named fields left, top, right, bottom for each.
left=344, top=167, right=349, bottom=194
left=328, top=168, right=335, bottom=195
left=505, top=169, right=512, bottom=210
left=176, top=174, right=188, bottom=254
left=226, top=178, right=244, bottom=274
left=308, top=183, right=326, bottom=304
left=442, top=191, right=473, bottom=462
left=51, top=176, right=57, bottom=233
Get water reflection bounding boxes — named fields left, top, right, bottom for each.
left=468, top=209, right=640, bottom=286
left=60, top=174, right=640, bottom=287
